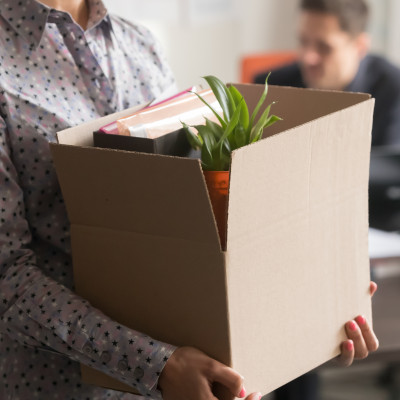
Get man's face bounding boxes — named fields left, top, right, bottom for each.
left=297, top=11, right=366, bottom=90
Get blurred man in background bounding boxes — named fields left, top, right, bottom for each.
left=255, top=0, right=400, bottom=147
left=256, top=0, right=399, bottom=399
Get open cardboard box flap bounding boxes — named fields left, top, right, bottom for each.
left=50, top=84, right=374, bottom=396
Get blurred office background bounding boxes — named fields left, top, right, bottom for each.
left=102, top=1, right=400, bottom=399
left=103, top=0, right=400, bottom=90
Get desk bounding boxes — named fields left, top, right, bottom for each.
left=367, top=259, right=400, bottom=363
left=368, top=228, right=400, bottom=362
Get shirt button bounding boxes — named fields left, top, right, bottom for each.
left=100, top=351, right=112, bottom=364
left=117, top=359, right=129, bottom=372
left=82, top=343, right=93, bottom=356
left=133, top=366, right=144, bottom=379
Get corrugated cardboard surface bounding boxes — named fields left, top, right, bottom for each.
left=51, top=85, right=374, bottom=397
left=56, top=103, right=145, bottom=146
left=50, top=146, right=219, bottom=244
left=226, top=96, right=374, bottom=391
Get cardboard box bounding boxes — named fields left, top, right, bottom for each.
left=50, top=84, right=374, bottom=397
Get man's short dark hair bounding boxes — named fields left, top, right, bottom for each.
left=300, top=0, right=369, bottom=36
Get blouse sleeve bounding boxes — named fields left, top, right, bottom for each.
left=0, top=116, right=176, bottom=399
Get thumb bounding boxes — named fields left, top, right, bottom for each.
left=245, top=393, right=262, bottom=400
left=210, top=362, right=244, bottom=398
left=370, top=281, right=377, bottom=297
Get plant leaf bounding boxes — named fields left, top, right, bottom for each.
left=195, top=124, right=217, bottom=157
left=233, top=126, right=247, bottom=149
left=218, top=100, right=243, bottom=145
left=204, top=117, right=224, bottom=140
left=250, top=103, right=271, bottom=142
left=228, top=85, right=242, bottom=106
left=201, top=143, right=214, bottom=170
left=190, top=91, right=226, bottom=129
left=182, top=122, right=203, bottom=149
left=217, top=100, right=244, bottom=161
left=183, top=74, right=282, bottom=171
left=211, top=143, right=231, bottom=171
left=264, top=114, right=282, bottom=128
left=250, top=103, right=282, bottom=143
left=229, top=85, right=249, bottom=130
left=203, top=75, right=235, bottom=122
left=248, top=73, right=271, bottom=134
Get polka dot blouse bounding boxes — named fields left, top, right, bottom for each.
left=0, top=0, right=177, bottom=399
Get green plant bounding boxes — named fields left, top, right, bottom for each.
left=183, top=75, right=281, bottom=171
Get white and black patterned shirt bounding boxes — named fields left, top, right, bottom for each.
left=0, top=0, right=176, bottom=399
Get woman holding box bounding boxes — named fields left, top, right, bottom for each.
left=0, top=0, right=378, bottom=399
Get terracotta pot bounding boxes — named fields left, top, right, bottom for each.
left=203, top=170, right=230, bottom=249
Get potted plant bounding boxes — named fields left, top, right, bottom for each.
left=183, top=75, right=281, bottom=248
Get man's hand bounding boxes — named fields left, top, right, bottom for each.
left=158, top=346, right=261, bottom=400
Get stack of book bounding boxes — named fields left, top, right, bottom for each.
left=93, top=88, right=221, bottom=157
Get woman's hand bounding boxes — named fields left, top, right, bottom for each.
left=336, top=281, right=379, bottom=366
left=158, top=346, right=261, bottom=400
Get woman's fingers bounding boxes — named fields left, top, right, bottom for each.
left=245, top=392, right=262, bottom=400
left=336, top=281, right=379, bottom=367
left=336, top=339, right=355, bottom=367
left=337, top=314, right=379, bottom=367
left=354, top=315, right=379, bottom=352
left=338, top=316, right=379, bottom=367
left=345, top=320, right=368, bottom=359
left=211, top=364, right=263, bottom=400
left=158, top=346, right=258, bottom=400
left=370, top=281, right=378, bottom=297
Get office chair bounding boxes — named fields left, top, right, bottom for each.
left=240, top=51, right=297, bottom=83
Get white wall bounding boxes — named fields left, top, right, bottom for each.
left=103, top=0, right=298, bottom=89
left=103, top=0, right=398, bottom=90
left=238, top=0, right=297, bottom=54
